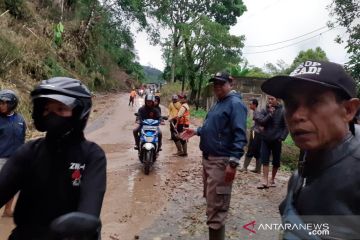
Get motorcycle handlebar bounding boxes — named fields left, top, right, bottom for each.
left=50, top=212, right=101, bottom=240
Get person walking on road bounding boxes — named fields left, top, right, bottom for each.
left=129, top=88, right=137, bottom=107
left=0, top=90, right=26, bottom=217
left=262, top=60, right=360, bottom=239
left=0, top=77, right=106, bottom=240
left=240, top=98, right=262, bottom=173
left=181, top=72, right=247, bottom=240
left=256, top=96, right=288, bottom=189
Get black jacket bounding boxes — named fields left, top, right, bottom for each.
left=258, top=104, right=288, bottom=141
left=279, top=126, right=360, bottom=239
left=137, top=105, right=161, bottom=122
left=0, top=131, right=106, bottom=240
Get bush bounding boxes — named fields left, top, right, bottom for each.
left=191, top=107, right=207, bottom=119
left=43, top=56, right=69, bottom=77
left=0, top=35, right=20, bottom=75
left=5, top=0, right=27, bottom=19
left=281, top=135, right=300, bottom=171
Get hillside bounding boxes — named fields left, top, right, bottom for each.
left=0, top=0, right=143, bottom=126
left=143, top=65, right=163, bottom=83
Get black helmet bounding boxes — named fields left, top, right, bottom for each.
left=0, top=89, right=18, bottom=112
left=154, top=95, right=160, bottom=103
left=31, top=77, right=92, bottom=132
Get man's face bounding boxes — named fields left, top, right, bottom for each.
left=145, top=100, right=154, bottom=108
left=213, top=80, right=231, bottom=99
left=283, top=82, right=358, bottom=151
left=0, top=101, right=9, bottom=114
left=267, top=96, right=278, bottom=106
left=248, top=102, right=256, bottom=111
left=43, top=99, right=73, bottom=117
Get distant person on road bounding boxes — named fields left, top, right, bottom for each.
left=240, top=98, right=262, bottom=173
left=256, top=96, right=288, bottom=189
left=0, top=77, right=106, bottom=240
left=0, top=90, right=26, bottom=218
left=262, top=60, right=360, bottom=239
left=181, top=72, right=247, bottom=240
left=129, top=88, right=137, bottom=107
left=174, top=94, right=190, bottom=157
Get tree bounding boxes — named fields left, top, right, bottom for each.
left=328, top=0, right=360, bottom=80
left=150, top=0, right=247, bottom=82
left=180, top=16, right=244, bottom=107
left=287, top=47, right=329, bottom=73
left=264, top=59, right=289, bottom=76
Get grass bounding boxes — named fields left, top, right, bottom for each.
left=191, top=107, right=207, bottom=119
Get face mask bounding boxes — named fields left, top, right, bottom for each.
left=43, top=113, right=74, bottom=136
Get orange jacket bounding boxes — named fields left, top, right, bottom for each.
left=177, top=103, right=190, bottom=125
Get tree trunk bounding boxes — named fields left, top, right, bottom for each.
left=196, top=71, right=204, bottom=110
left=81, top=5, right=96, bottom=42
left=170, top=29, right=180, bottom=83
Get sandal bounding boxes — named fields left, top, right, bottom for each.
left=269, top=182, right=277, bottom=187
left=257, top=184, right=269, bottom=189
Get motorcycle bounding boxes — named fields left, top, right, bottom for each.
left=50, top=212, right=101, bottom=240
left=134, top=113, right=167, bottom=175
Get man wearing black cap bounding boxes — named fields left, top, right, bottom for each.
left=181, top=72, right=247, bottom=240
left=261, top=60, right=360, bottom=239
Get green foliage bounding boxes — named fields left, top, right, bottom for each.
left=281, top=135, right=299, bottom=171
left=54, top=22, right=64, bottom=46
left=245, top=66, right=270, bottom=78
left=287, top=47, right=329, bottom=73
left=143, top=66, right=163, bottom=83
left=43, top=56, right=69, bottom=78
left=191, top=107, right=207, bottom=119
left=328, top=0, right=360, bottom=81
left=264, top=59, right=289, bottom=76
left=209, top=0, right=247, bottom=26
left=4, top=0, right=27, bottom=19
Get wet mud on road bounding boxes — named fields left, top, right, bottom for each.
left=0, top=93, right=290, bottom=240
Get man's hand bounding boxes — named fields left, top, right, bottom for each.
left=180, top=128, right=196, bottom=140
left=224, top=165, right=236, bottom=183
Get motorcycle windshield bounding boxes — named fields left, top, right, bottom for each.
left=142, top=119, right=159, bottom=126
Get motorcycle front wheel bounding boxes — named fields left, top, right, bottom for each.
left=143, top=150, right=153, bottom=175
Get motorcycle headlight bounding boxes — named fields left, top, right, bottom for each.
left=145, top=136, right=154, bottom=142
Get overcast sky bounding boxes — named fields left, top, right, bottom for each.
left=133, top=0, right=349, bottom=71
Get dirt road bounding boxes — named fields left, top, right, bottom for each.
left=0, top=93, right=290, bottom=240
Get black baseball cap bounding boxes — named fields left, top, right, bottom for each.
left=261, top=60, right=356, bottom=99
left=209, top=72, right=234, bottom=83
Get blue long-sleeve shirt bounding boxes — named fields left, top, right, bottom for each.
left=197, top=92, right=247, bottom=164
left=0, top=113, right=26, bottom=158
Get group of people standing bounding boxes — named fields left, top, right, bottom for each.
left=181, top=60, right=360, bottom=239
left=241, top=95, right=289, bottom=190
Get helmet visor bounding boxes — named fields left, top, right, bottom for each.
left=33, top=94, right=77, bottom=108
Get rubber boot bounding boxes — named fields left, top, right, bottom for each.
left=240, top=156, right=251, bottom=172
left=173, top=141, right=183, bottom=155
left=251, top=158, right=261, bottom=174
left=179, top=142, right=187, bottom=156
left=209, top=226, right=225, bottom=240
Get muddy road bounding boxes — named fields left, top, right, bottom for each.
left=0, top=93, right=290, bottom=240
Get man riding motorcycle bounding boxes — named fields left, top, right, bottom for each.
left=133, top=94, right=162, bottom=151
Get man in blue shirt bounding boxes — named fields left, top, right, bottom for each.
left=181, top=72, right=247, bottom=240
left=0, top=90, right=26, bottom=217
